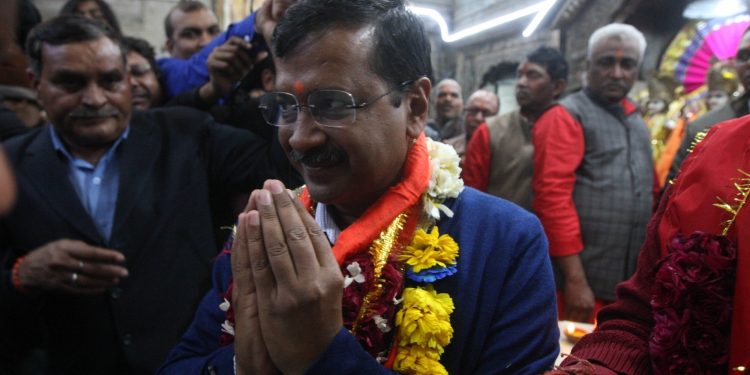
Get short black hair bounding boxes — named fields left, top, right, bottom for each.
left=59, top=0, right=122, bottom=35
left=525, top=46, right=568, bottom=82
left=273, top=0, right=432, bottom=106
left=164, top=0, right=209, bottom=39
left=122, top=36, right=161, bottom=79
left=17, top=0, right=43, bottom=52
left=26, top=15, right=124, bottom=75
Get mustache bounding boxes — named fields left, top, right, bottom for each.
left=69, top=107, right=121, bottom=119
left=288, top=144, right=348, bottom=165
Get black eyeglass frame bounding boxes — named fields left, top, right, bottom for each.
left=259, top=79, right=417, bottom=128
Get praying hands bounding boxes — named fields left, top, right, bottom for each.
left=232, top=180, right=344, bottom=375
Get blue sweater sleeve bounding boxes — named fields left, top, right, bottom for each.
left=158, top=12, right=257, bottom=98
left=157, top=253, right=236, bottom=374
left=302, top=329, right=398, bottom=375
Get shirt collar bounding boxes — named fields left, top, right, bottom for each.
left=315, top=202, right=341, bottom=245
left=49, top=124, right=130, bottom=163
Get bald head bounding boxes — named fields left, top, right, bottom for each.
left=463, top=89, right=499, bottom=137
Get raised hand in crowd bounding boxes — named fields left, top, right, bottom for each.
left=255, top=0, right=296, bottom=45
left=15, top=239, right=128, bottom=295
left=198, top=36, right=268, bottom=103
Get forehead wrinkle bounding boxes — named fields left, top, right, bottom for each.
left=43, top=38, right=124, bottom=73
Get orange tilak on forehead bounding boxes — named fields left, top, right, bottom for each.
left=293, top=80, right=305, bottom=95
left=615, top=49, right=624, bottom=60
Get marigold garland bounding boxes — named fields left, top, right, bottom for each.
left=217, top=137, right=463, bottom=374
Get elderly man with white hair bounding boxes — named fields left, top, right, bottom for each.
left=531, top=23, right=654, bottom=323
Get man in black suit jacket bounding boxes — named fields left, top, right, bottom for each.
left=0, top=16, right=294, bottom=374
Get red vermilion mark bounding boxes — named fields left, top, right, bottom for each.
left=293, top=80, right=305, bottom=95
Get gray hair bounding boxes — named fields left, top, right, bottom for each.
left=587, top=23, right=647, bottom=62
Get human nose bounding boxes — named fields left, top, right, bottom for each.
left=198, top=31, right=213, bottom=49
left=81, top=83, right=107, bottom=107
left=286, top=108, right=327, bottom=152
left=611, top=62, right=624, bottom=78
left=128, top=73, right=141, bottom=89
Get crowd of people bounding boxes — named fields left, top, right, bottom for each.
left=0, top=0, right=747, bottom=374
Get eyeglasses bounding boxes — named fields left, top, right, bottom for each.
left=259, top=79, right=415, bottom=128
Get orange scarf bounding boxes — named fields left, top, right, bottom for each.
left=299, top=133, right=431, bottom=266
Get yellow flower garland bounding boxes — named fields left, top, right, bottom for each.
left=389, top=139, right=462, bottom=374
left=393, top=227, right=457, bottom=375
left=398, top=227, right=459, bottom=273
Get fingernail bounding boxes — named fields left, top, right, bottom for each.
left=259, top=190, right=272, bottom=205
left=269, top=181, right=284, bottom=194
left=249, top=211, right=260, bottom=225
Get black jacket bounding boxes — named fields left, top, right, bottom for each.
left=0, top=107, right=295, bottom=374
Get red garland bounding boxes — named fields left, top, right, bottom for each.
left=650, top=231, right=737, bottom=374
left=341, top=252, right=404, bottom=359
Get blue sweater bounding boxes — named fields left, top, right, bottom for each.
left=158, top=188, right=560, bottom=374
left=157, top=13, right=257, bottom=99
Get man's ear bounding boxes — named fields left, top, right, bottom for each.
left=165, top=39, right=174, bottom=56
left=552, top=79, right=566, bottom=98
left=261, top=68, right=275, bottom=91
left=27, top=68, right=38, bottom=90
left=405, top=77, right=431, bottom=139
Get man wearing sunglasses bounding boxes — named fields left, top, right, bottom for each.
left=160, top=0, right=560, bottom=373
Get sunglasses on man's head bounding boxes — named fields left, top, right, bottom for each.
left=259, top=80, right=415, bottom=128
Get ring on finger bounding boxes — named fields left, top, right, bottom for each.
left=71, top=272, right=78, bottom=285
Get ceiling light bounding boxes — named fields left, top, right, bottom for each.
left=683, top=0, right=748, bottom=19
left=408, top=0, right=558, bottom=43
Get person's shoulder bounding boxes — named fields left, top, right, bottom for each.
left=134, top=106, right=214, bottom=124
left=687, top=104, right=736, bottom=132
left=485, top=109, right=515, bottom=130
left=131, top=106, right=225, bottom=134
left=701, top=114, right=750, bottom=144
left=559, top=90, right=585, bottom=106
left=538, top=103, right=569, bottom=118
left=451, top=187, right=541, bottom=235
left=446, top=188, right=547, bottom=267
left=2, top=125, right=45, bottom=159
